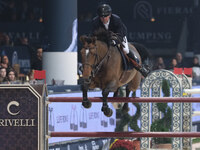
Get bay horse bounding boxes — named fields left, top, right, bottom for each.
left=80, top=29, right=149, bottom=117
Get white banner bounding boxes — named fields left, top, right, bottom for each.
left=48, top=92, right=116, bottom=144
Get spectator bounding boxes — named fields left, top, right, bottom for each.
left=190, top=56, right=200, bottom=67
left=191, top=56, right=200, bottom=81
left=0, top=67, right=7, bottom=83
left=4, top=34, right=12, bottom=46
left=168, top=58, right=178, bottom=70
left=6, top=69, right=17, bottom=84
left=31, top=47, right=43, bottom=70
left=0, top=55, right=12, bottom=71
left=15, top=37, right=35, bottom=60
left=28, top=69, right=37, bottom=84
left=0, top=33, right=12, bottom=46
left=15, top=37, right=29, bottom=46
left=175, top=52, right=184, bottom=68
left=153, top=57, right=165, bottom=70
left=20, top=37, right=29, bottom=45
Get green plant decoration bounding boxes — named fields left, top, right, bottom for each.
left=150, top=79, right=172, bottom=144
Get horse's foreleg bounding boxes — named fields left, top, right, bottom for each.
left=81, top=84, right=91, bottom=108
left=126, top=86, right=131, bottom=97
left=102, top=89, right=109, bottom=109
left=101, top=89, right=113, bottom=117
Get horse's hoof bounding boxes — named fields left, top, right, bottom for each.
left=101, top=105, right=113, bottom=117
left=103, top=108, right=113, bottom=117
left=82, top=101, right=92, bottom=108
left=101, top=105, right=108, bottom=112
left=122, top=106, right=130, bottom=113
left=122, top=103, right=130, bottom=113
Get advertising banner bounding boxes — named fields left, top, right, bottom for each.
left=49, top=138, right=112, bottom=150
left=48, top=92, right=116, bottom=144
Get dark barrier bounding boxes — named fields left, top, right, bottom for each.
left=78, top=0, right=200, bottom=55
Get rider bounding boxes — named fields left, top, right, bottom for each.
left=91, top=3, right=150, bottom=77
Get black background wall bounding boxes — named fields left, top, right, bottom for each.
left=78, top=0, right=200, bottom=59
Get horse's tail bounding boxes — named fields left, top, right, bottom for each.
left=130, top=42, right=153, bottom=68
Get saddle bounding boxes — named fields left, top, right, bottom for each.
left=110, top=32, right=134, bottom=71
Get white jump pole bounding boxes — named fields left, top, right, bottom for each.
left=183, top=89, right=200, bottom=94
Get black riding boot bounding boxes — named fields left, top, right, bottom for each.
left=127, top=51, right=150, bottom=77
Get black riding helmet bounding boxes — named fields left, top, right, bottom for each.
left=97, top=4, right=112, bottom=17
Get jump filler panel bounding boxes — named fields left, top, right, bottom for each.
left=0, top=84, right=47, bottom=150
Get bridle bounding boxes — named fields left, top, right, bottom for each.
left=82, top=46, right=99, bottom=78
left=82, top=44, right=111, bottom=84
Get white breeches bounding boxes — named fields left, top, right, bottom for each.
left=122, top=36, right=129, bottom=54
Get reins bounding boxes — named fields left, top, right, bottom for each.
left=93, top=45, right=111, bottom=76
left=93, top=33, right=123, bottom=76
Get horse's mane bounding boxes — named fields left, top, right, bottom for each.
left=93, top=28, right=111, bottom=46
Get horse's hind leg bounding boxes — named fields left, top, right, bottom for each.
left=113, top=87, right=120, bottom=97
left=122, top=86, right=131, bottom=113
left=101, top=89, right=113, bottom=117
left=122, top=71, right=141, bottom=112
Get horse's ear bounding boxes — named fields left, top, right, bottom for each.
left=91, top=36, right=97, bottom=44
left=80, top=35, right=87, bottom=43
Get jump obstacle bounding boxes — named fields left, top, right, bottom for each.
left=0, top=69, right=199, bottom=150
left=47, top=69, right=199, bottom=150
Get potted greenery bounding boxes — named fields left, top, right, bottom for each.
left=109, top=139, right=137, bottom=150
left=150, top=79, right=172, bottom=149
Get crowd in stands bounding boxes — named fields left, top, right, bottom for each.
left=0, top=0, right=45, bottom=84
left=0, top=0, right=43, bottom=22
left=152, top=52, right=200, bottom=85
left=0, top=44, right=43, bottom=84
left=0, top=31, right=38, bottom=47
left=1, top=43, right=200, bottom=85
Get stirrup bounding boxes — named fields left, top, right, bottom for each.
left=139, top=64, right=150, bottom=77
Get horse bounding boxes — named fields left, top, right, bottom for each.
left=80, top=29, right=150, bottom=117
